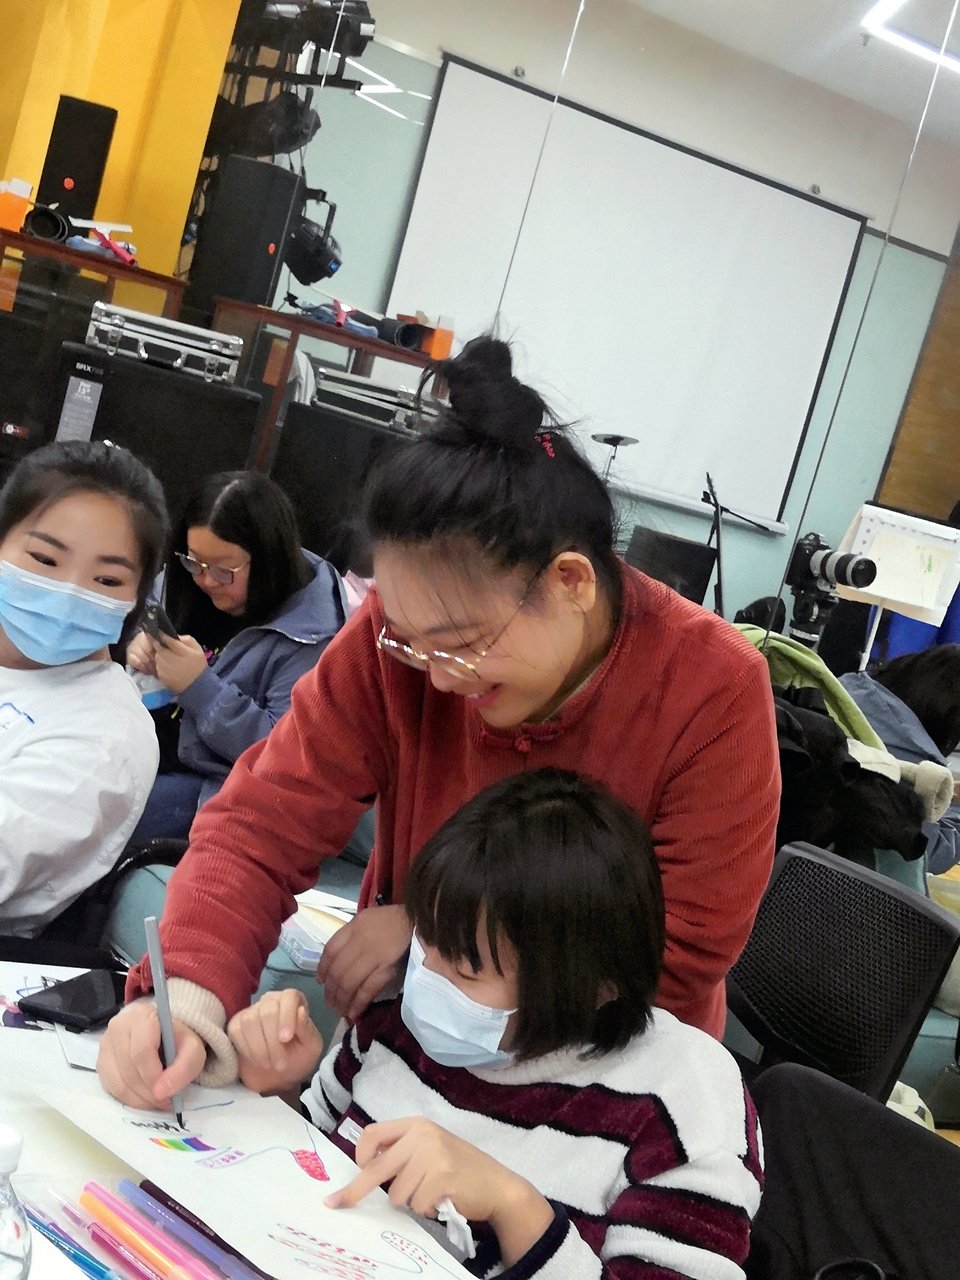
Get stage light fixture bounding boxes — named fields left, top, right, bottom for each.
left=204, top=91, right=320, bottom=158
left=235, top=1, right=374, bottom=59
left=285, top=191, right=342, bottom=284
left=296, top=1, right=374, bottom=58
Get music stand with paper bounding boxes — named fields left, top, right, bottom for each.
left=834, top=505, right=960, bottom=668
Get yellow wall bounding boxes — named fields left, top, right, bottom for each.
left=1, top=0, right=241, bottom=276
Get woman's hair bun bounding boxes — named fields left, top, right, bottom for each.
left=436, top=335, right=550, bottom=452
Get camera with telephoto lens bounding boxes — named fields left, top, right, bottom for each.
left=785, top=532, right=877, bottom=594
left=784, top=532, right=877, bottom=651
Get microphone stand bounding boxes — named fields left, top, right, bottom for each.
left=702, top=473, right=775, bottom=618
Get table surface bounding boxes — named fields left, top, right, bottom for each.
left=0, top=962, right=473, bottom=1280
left=0, top=962, right=134, bottom=1280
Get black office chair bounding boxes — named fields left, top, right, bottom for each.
left=747, top=1062, right=960, bottom=1280
left=727, top=842, right=960, bottom=1101
left=623, top=524, right=717, bottom=605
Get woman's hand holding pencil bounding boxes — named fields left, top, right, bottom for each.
left=97, top=1001, right=205, bottom=1112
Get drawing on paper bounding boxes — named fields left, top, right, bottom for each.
left=270, top=1223, right=466, bottom=1279
left=122, top=1104, right=329, bottom=1181
left=152, top=1136, right=216, bottom=1152
left=43, top=1079, right=475, bottom=1280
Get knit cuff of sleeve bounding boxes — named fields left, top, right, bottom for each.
left=167, top=977, right=238, bottom=1086
left=497, top=1202, right=569, bottom=1280
left=175, top=666, right=222, bottom=718
left=901, top=759, right=954, bottom=822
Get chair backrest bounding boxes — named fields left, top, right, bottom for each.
left=727, top=842, right=960, bottom=1100
left=623, top=525, right=717, bottom=604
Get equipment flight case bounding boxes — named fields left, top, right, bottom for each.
left=85, top=302, right=242, bottom=384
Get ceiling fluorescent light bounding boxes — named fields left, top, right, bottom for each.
left=344, top=57, right=394, bottom=85
left=353, top=92, right=408, bottom=120
left=862, top=0, right=960, bottom=74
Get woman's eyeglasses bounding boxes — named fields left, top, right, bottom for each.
left=376, top=627, right=493, bottom=680
left=177, top=552, right=250, bottom=587
left=376, top=570, right=542, bottom=681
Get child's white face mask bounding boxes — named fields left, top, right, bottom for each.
left=400, top=932, right=517, bottom=1070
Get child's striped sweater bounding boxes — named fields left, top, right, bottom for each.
left=304, top=1000, right=763, bottom=1280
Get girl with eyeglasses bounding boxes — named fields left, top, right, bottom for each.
left=99, top=335, right=779, bottom=1106
left=0, top=441, right=167, bottom=938
left=125, top=471, right=348, bottom=842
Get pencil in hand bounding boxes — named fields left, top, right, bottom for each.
left=144, top=915, right=186, bottom=1129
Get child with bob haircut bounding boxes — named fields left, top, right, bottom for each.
left=228, top=768, right=762, bottom=1280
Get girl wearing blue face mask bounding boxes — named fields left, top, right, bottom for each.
left=227, top=769, right=761, bottom=1280
left=0, top=441, right=168, bottom=938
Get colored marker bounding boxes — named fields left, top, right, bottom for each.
left=82, top=1185, right=220, bottom=1280
left=138, top=1184, right=271, bottom=1280
left=89, top=1224, right=166, bottom=1280
left=118, top=1181, right=261, bottom=1280
left=49, top=1191, right=91, bottom=1229
left=144, top=915, right=185, bottom=1129
left=78, top=1188, right=200, bottom=1280
left=136, top=1186, right=272, bottom=1280
left=23, top=1205, right=122, bottom=1280
left=23, top=1200, right=110, bottom=1273
left=47, top=1194, right=164, bottom=1280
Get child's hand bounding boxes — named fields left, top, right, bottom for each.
left=327, top=1118, right=554, bottom=1266
left=228, top=990, right=324, bottom=1095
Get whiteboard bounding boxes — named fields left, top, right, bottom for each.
left=387, top=59, right=865, bottom=523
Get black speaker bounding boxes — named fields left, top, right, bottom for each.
left=269, top=399, right=415, bottom=574
left=183, top=156, right=304, bottom=326
left=44, top=343, right=263, bottom=526
left=36, top=96, right=117, bottom=221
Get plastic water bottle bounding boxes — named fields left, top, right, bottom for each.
left=0, top=1125, right=30, bottom=1280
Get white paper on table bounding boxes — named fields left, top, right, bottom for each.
left=53, top=1023, right=103, bottom=1071
left=41, top=1076, right=473, bottom=1280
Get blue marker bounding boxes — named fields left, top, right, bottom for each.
left=118, top=1182, right=261, bottom=1280
left=23, top=1206, right=122, bottom=1280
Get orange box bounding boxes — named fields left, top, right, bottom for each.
left=0, top=192, right=29, bottom=233
left=397, top=313, right=454, bottom=360
left=421, top=327, right=453, bottom=360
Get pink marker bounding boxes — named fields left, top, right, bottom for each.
left=89, top=1224, right=165, bottom=1280
left=82, top=1185, right=221, bottom=1280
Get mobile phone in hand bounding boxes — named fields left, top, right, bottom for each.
left=141, top=602, right=178, bottom=646
left=18, top=969, right=126, bottom=1031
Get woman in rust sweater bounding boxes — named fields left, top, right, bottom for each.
left=99, top=336, right=780, bottom=1106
